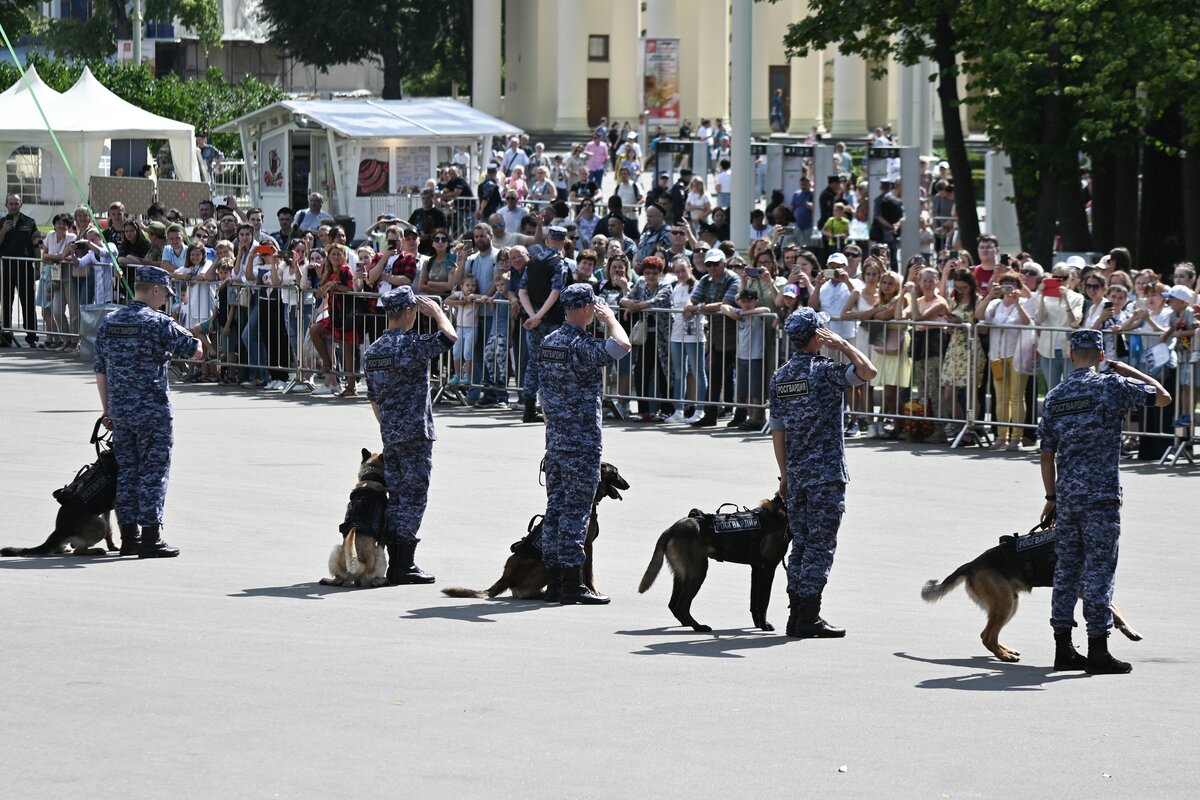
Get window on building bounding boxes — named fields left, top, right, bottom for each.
left=59, top=0, right=92, bottom=20
left=588, top=35, right=609, bottom=63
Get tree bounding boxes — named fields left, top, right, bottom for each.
left=775, top=0, right=984, bottom=259
left=257, top=0, right=469, bottom=100
left=45, top=0, right=222, bottom=61
left=0, top=0, right=43, bottom=43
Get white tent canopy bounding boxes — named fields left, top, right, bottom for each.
left=0, top=65, right=197, bottom=214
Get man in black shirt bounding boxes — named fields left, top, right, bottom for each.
left=408, top=189, right=448, bottom=243
left=667, top=168, right=692, bottom=225
left=0, top=193, right=41, bottom=346
left=476, top=165, right=502, bottom=221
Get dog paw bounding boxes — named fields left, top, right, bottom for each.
left=318, top=577, right=341, bottom=586
left=692, top=624, right=713, bottom=633
left=759, top=622, right=775, bottom=632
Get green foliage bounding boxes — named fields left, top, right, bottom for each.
left=256, top=0, right=468, bottom=99
left=0, top=0, right=48, bottom=43
left=0, top=55, right=286, bottom=158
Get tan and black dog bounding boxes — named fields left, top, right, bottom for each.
left=922, top=527, right=1141, bottom=662
left=638, top=495, right=790, bottom=632
left=320, top=449, right=389, bottom=588
left=442, top=462, right=629, bottom=600
left=1, top=507, right=115, bottom=557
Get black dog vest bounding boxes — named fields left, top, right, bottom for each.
left=998, top=526, right=1057, bottom=587
left=510, top=515, right=545, bottom=559
left=690, top=505, right=786, bottom=565
left=54, top=418, right=119, bottom=514
left=340, top=487, right=388, bottom=539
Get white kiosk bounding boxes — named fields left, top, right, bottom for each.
left=866, top=144, right=922, bottom=265
left=655, top=139, right=710, bottom=184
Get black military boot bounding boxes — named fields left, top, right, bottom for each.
left=118, top=523, right=140, bottom=556
left=522, top=397, right=543, bottom=423
left=1086, top=633, right=1132, bottom=675
left=1053, top=630, right=1088, bottom=671
left=558, top=565, right=610, bottom=605
left=725, top=409, right=747, bottom=428
left=542, top=567, right=562, bottom=603
left=387, top=540, right=435, bottom=585
left=138, top=525, right=179, bottom=558
left=785, top=594, right=845, bottom=638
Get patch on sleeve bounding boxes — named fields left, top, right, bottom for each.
left=540, top=346, right=569, bottom=363
left=775, top=379, right=809, bottom=398
left=1047, top=396, right=1093, bottom=417
left=365, top=354, right=396, bottom=371
left=106, top=324, right=141, bottom=338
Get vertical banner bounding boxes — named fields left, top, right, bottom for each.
left=641, top=38, right=680, bottom=127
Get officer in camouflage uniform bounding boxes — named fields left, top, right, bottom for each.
left=363, top=286, right=457, bottom=585
left=538, top=283, right=631, bottom=604
left=770, top=307, right=876, bottom=638
left=94, top=266, right=202, bottom=557
left=517, top=225, right=573, bottom=423
left=1038, top=328, right=1168, bottom=674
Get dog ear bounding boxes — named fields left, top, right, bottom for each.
left=361, top=448, right=371, bottom=462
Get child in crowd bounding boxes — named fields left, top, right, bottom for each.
left=722, top=288, right=775, bottom=430
left=1162, top=284, right=1198, bottom=427
left=208, top=258, right=235, bottom=382
left=482, top=262, right=511, bottom=394
left=446, top=274, right=480, bottom=386
left=820, top=202, right=850, bottom=252
left=175, top=243, right=215, bottom=380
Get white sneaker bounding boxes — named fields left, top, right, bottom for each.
left=867, top=422, right=883, bottom=439
left=265, top=380, right=282, bottom=391
left=685, top=411, right=705, bottom=424
left=664, top=411, right=685, bottom=424
left=311, top=384, right=335, bottom=396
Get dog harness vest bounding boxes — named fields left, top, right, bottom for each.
left=53, top=451, right=118, bottom=515
left=690, top=505, right=786, bottom=565
left=510, top=514, right=546, bottom=558
left=998, top=527, right=1057, bottom=588
left=340, top=487, right=388, bottom=539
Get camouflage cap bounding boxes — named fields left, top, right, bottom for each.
left=135, top=265, right=176, bottom=297
left=1068, top=329, right=1103, bottom=351
left=784, top=306, right=829, bottom=345
left=380, top=285, right=416, bottom=314
left=560, top=283, right=597, bottom=310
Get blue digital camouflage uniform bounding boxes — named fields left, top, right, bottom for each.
left=538, top=285, right=626, bottom=568
left=769, top=309, right=865, bottom=598
left=1038, top=329, right=1157, bottom=638
left=93, top=269, right=198, bottom=527
left=364, top=289, right=454, bottom=545
left=519, top=249, right=572, bottom=402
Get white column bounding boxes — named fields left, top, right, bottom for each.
left=787, top=0, right=822, bottom=133
left=553, top=0, right=588, bottom=132
left=731, top=0, right=753, bottom=250
left=830, top=52, right=866, bottom=138
left=644, top=0, right=677, bottom=38
left=471, top=0, right=501, bottom=117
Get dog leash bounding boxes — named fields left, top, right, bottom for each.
left=538, top=457, right=546, bottom=487
left=89, top=415, right=112, bottom=457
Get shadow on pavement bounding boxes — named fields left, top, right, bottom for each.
left=616, top=627, right=790, bottom=658
left=894, top=651, right=1087, bottom=691
left=229, top=582, right=357, bottom=599
left=400, top=599, right=546, bottom=623
left=0, top=554, right=124, bottom=569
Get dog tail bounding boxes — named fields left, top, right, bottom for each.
left=1, top=532, right=59, bottom=557
left=921, top=564, right=971, bottom=603
left=343, top=529, right=359, bottom=575
left=638, top=529, right=672, bottom=593
left=440, top=586, right=492, bottom=599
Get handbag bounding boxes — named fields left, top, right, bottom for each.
left=630, top=318, right=647, bottom=346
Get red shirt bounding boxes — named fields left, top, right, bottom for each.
left=973, top=263, right=998, bottom=295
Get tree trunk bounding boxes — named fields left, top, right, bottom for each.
left=933, top=14, right=980, bottom=259
left=106, top=0, right=132, bottom=40
left=1056, top=177, right=1091, bottom=253
left=1113, top=147, right=1140, bottom=262
left=1089, top=154, right=1116, bottom=253
left=1139, top=106, right=1185, bottom=274
left=1183, top=122, right=1200, bottom=265
left=380, top=42, right=403, bottom=99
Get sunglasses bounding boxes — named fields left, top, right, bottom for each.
left=1020, top=269, right=1040, bottom=276
left=845, top=252, right=862, bottom=258
left=433, top=236, right=449, bottom=243
left=1085, top=282, right=1104, bottom=289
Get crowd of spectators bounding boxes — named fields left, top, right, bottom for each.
left=3, top=127, right=1197, bottom=456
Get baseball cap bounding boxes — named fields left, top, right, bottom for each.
left=937, top=160, right=950, bottom=171
left=135, top=265, right=176, bottom=297
left=627, top=131, right=637, bottom=139
left=782, top=284, right=799, bottom=298
left=1068, top=329, right=1102, bottom=351
left=784, top=307, right=829, bottom=345
left=1065, top=255, right=1087, bottom=270
left=145, top=221, right=167, bottom=238
left=704, top=249, right=726, bottom=264
left=826, top=252, right=848, bottom=267
left=560, top=283, right=596, bottom=309
left=1162, top=284, right=1195, bottom=304
left=380, top=286, right=416, bottom=313
left=547, top=225, right=568, bottom=242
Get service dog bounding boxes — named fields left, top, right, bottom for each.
left=1, top=507, right=115, bottom=557
left=638, top=495, right=790, bottom=632
left=319, top=449, right=389, bottom=588
left=441, top=462, right=629, bottom=600
left=921, top=524, right=1142, bottom=662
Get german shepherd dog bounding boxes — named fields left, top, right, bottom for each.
left=1, top=508, right=115, bottom=557
left=922, top=534, right=1142, bottom=662
left=638, top=495, right=790, bottom=632
left=319, top=449, right=389, bottom=588
left=442, top=462, right=629, bottom=600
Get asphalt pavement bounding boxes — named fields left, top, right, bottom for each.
left=1, top=351, right=1196, bottom=799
